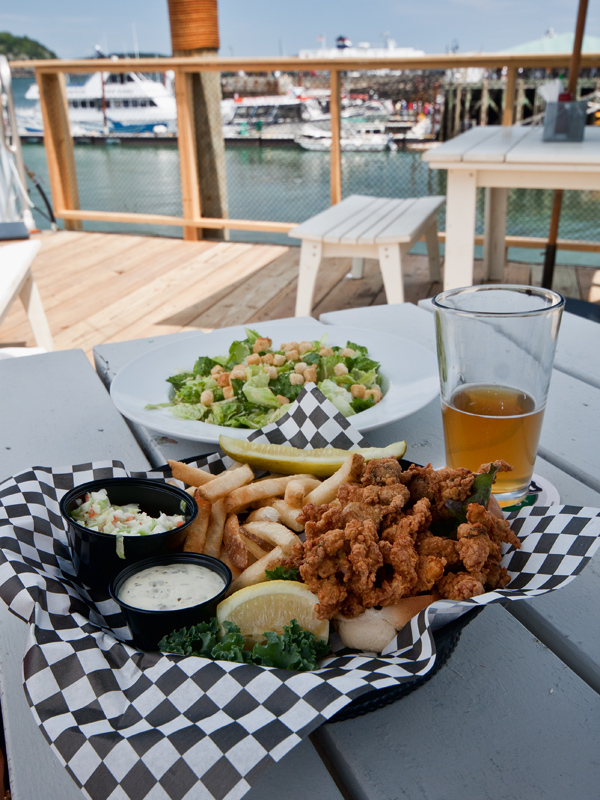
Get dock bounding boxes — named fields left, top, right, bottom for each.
left=1, top=230, right=597, bottom=362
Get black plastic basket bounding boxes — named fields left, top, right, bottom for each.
left=328, top=605, right=485, bottom=723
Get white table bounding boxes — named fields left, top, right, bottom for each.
left=422, top=125, right=600, bottom=290
left=2, top=306, right=600, bottom=800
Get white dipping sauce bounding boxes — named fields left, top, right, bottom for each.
left=119, top=563, right=225, bottom=611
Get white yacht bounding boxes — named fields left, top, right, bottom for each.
left=20, top=68, right=178, bottom=136
left=295, top=122, right=397, bottom=152
left=222, top=95, right=330, bottom=141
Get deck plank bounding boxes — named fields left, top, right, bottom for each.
left=0, top=231, right=597, bottom=361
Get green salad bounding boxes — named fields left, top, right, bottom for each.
left=146, top=328, right=384, bottom=429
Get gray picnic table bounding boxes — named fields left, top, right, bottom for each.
left=1, top=302, right=600, bottom=799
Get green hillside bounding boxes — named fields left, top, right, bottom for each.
left=0, top=32, right=57, bottom=60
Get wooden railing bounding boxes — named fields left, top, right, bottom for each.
left=10, top=51, right=600, bottom=252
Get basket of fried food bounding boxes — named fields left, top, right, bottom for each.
left=163, top=438, right=517, bottom=719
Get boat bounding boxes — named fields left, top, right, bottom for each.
left=222, top=95, right=330, bottom=142
left=19, top=65, right=178, bottom=136
left=295, top=122, right=398, bottom=152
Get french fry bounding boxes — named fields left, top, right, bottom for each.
left=183, top=496, right=212, bottom=553
left=168, top=459, right=216, bottom=487
left=224, top=474, right=309, bottom=515
left=204, top=497, right=227, bottom=558
left=241, top=521, right=300, bottom=554
left=246, top=506, right=280, bottom=523
left=271, top=499, right=304, bottom=532
left=304, top=453, right=364, bottom=506
left=197, top=463, right=254, bottom=503
left=218, top=547, right=241, bottom=580
left=238, top=531, right=270, bottom=560
left=284, top=479, right=306, bottom=509
left=223, top=515, right=250, bottom=571
left=228, top=546, right=285, bottom=593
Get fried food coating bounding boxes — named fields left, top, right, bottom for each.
left=296, top=457, right=520, bottom=620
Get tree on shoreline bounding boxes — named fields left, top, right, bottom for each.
left=0, top=32, right=57, bottom=60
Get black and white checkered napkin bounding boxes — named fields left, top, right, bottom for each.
left=1, top=387, right=599, bottom=800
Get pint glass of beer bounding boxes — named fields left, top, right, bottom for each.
left=432, top=285, right=564, bottom=506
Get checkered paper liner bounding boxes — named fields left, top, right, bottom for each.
left=1, top=386, right=599, bottom=800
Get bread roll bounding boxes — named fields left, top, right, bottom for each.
left=335, top=594, right=438, bottom=653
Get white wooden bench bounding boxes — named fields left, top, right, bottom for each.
left=288, top=194, right=445, bottom=316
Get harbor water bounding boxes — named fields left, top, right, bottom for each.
left=13, top=78, right=600, bottom=266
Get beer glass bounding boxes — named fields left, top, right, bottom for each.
left=432, top=285, right=564, bottom=506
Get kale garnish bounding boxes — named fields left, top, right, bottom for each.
left=159, top=618, right=329, bottom=671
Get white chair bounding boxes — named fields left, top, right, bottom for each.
left=289, top=194, right=445, bottom=316
left=0, top=240, right=54, bottom=351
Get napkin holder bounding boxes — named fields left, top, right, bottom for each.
left=543, top=100, right=586, bottom=142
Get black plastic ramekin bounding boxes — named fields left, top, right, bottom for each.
left=109, top=553, right=232, bottom=651
left=60, top=477, right=198, bottom=592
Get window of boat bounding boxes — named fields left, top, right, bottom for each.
left=71, top=100, right=78, bottom=108
left=149, top=100, right=157, bottom=107
left=274, top=105, right=301, bottom=121
left=131, top=100, right=138, bottom=107
left=123, top=100, right=130, bottom=108
left=234, top=107, right=254, bottom=119
left=81, top=100, right=87, bottom=108
left=114, top=101, right=121, bottom=108
left=105, top=100, right=111, bottom=108
left=254, top=106, right=274, bottom=119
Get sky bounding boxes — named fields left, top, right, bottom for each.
left=1, top=0, right=598, bottom=60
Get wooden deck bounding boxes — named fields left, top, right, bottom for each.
left=2, top=230, right=599, bottom=361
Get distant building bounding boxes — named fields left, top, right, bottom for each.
left=298, top=34, right=425, bottom=60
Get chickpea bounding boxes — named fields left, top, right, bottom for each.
left=247, top=353, right=261, bottom=366
left=319, top=346, right=334, bottom=356
left=304, top=366, right=318, bottom=384
left=289, top=373, right=304, bottom=386
left=351, top=384, right=366, bottom=399
left=222, top=385, right=235, bottom=400
left=333, top=363, right=349, bottom=377
left=294, top=362, right=308, bottom=373
left=253, top=337, right=272, bottom=354
left=200, top=390, right=214, bottom=406
left=273, top=353, right=286, bottom=367
left=285, top=349, right=300, bottom=362
left=276, top=394, right=290, bottom=405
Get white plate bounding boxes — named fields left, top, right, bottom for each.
left=110, top=322, right=440, bottom=444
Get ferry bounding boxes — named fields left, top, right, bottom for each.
left=222, top=95, right=330, bottom=142
left=20, top=67, right=178, bottom=136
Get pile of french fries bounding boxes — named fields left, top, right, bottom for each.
left=168, top=454, right=363, bottom=594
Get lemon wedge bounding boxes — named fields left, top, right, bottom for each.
left=219, top=435, right=407, bottom=477
left=216, top=580, right=328, bottom=647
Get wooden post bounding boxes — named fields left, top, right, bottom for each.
left=168, top=0, right=228, bottom=240
left=515, top=78, right=525, bottom=124
left=330, top=68, right=342, bottom=205
left=453, top=83, right=462, bottom=136
left=502, top=65, right=517, bottom=125
left=173, top=67, right=202, bottom=240
left=36, top=69, right=81, bottom=230
left=479, top=78, right=489, bottom=126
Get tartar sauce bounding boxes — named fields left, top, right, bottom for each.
left=118, top=563, right=225, bottom=611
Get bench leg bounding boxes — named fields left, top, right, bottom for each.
left=424, top=222, right=442, bottom=282
left=295, top=241, right=323, bottom=317
left=377, top=244, right=405, bottom=305
left=19, top=274, right=54, bottom=351
left=347, top=257, right=364, bottom=279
